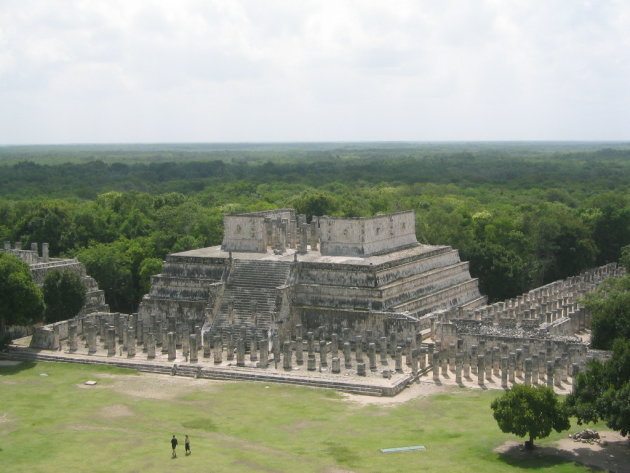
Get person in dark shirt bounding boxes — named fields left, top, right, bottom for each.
left=185, top=435, right=191, bottom=455
left=171, top=435, right=178, bottom=458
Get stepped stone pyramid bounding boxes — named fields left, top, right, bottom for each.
left=138, top=209, right=485, bottom=339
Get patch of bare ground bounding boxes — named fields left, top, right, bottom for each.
left=321, top=467, right=358, bottom=473
left=494, top=431, right=630, bottom=473
left=96, top=372, right=223, bottom=400
left=99, top=404, right=134, bottom=418
left=339, top=381, right=457, bottom=407
left=0, top=411, right=18, bottom=435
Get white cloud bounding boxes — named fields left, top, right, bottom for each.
left=0, top=0, right=629, bottom=143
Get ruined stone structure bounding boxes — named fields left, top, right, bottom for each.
left=2, top=241, right=109, bottom=321
left=4, top=211, right=625, bottom=397
left=137, top=209, right=486, bottom=343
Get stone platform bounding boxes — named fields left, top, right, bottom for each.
left=3, top=336, right=414, bottom=397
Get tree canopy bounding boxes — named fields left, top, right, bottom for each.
left=0, top=252, right=44, bottom=338
left=490, top=385, right=570, bottom=448
left=566, top=339, right=630, bottom=437
left=42, top=269, right=86, bottom=323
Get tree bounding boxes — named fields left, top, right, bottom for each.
left=0, top=252, right=44, bottom=339
left=491, top=385, right=570, bottom=449
left=583, top=275, right=630, bottom=350
left=42, top=269, right=86, bottom=323
left=566, top=339, right=630, bottom=436
left=138, top=257, right=163, bottom=295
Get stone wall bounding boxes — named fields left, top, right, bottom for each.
left=319, top=211, right=417, bottom=256
left=221, top=209, right=296, bottom=253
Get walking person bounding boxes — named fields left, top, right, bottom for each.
left=185, top=435, right=191, bottom=455
left=171, top=434, right=178, bottom=458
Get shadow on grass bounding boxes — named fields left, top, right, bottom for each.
left=0, top=360, right=37, bottom=375
left=496, top=443, right=616, bottom=472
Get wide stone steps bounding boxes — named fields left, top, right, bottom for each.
left=1, top=349, right=397, bottom=396
left=210, top=260, right=292, bottom=333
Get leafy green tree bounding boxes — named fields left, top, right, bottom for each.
left=77, top=242, right=134, bottom=313
left=491, top=385, right=570, bottom=449
left=0, top=252, right=44, bottom=339
left=583, top=275, right=630, bottom=350
left=566, top=339, right=630, bottom=436
left=42, top=269, right=86, bottom=323
left=138, top=257, right=163, bottom=295
left=292, top=191, right=338, bottom=222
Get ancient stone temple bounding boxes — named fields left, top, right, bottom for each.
left=137, top=209, right=486, bottom=341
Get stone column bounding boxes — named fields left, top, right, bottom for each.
left=213, top=336, right=222, bottom=364
left=432, top=351, right=440, bottom=382
left=419, top=347, right=427, bottom=371
left=107, top=328, right=116, bottom=357
left=368, top=343, right=377, bottom=372
left=330, top=333, right=339, bottom=358
left=319, top=340, right=327, bottom=368
left=87, top=324, right=97, bottom=355
left=546, top=361, right=554, bottom=387
left=485, top=350, right=492, bottom=381
left=250, top=333, right=258, bottom=362
left=167, top=332, right=176, bottom=361
left=411, top=349, right=419, bottom=377
left=395, top=346, right=403, bottom=373
left=307, top=332, right=314, bottom=357
left=508, top=352, right=516, bottom=384
left=531, top=354, right=539, bottom=384
left=492, top=347, right=500, bottom=376
left=68, top=323, right=78, bottom=353
left=477, top=355, right=485, bottom=386
left=295, top=339, right=304, bottom=365
left=356, top=335, right=364, bottom=363
left=189, top=334, right=198, bottom=363
left=357, top=362, right=366, bottom=376
left=515, top=348, right=523, bottom=379
left=524, top=358, right=532, bottom=386
left=501, top=356, right=508, bottom=389
left=147, top=332, right=156, bottom=360
left=203, top=334, right=211, bottom=358
left=470, top=345, right=478, bottom=374
left=127, top=326, right=136, bottom=358
left=307, top=354, right=316, bottom=371
left=554, top=357, right=563, bottom=387
left=455, top=352, right=463, bottom=384
left=379, top=337, right=388, bottom=365
left=343, top=342, right=352, bottom=369
left=226, top=332, right=235, bottom=361
left=332, top=357, right=341, bottom=374
left=283, top=341, right=292, bottom=370
left=236, top=338, right=245, bottom=367
left=162, top=329, right=169, bottom=354
left=259, top=336, right=268, bottom=368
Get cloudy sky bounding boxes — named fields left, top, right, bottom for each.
left=1, top=0, right=629, bottom=144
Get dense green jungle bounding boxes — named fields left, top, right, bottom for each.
left=1, top=142, right=629, bottom=313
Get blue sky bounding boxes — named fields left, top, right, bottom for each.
left=1, top=0, right=629, bottom=144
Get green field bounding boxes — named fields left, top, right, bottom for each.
left=0, top=361, right=605, bottom=473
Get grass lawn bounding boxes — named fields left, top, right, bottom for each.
left=0, top=361, right=606, bottom=473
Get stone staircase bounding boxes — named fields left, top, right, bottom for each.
left=209, top=259, right=293, bottom=334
